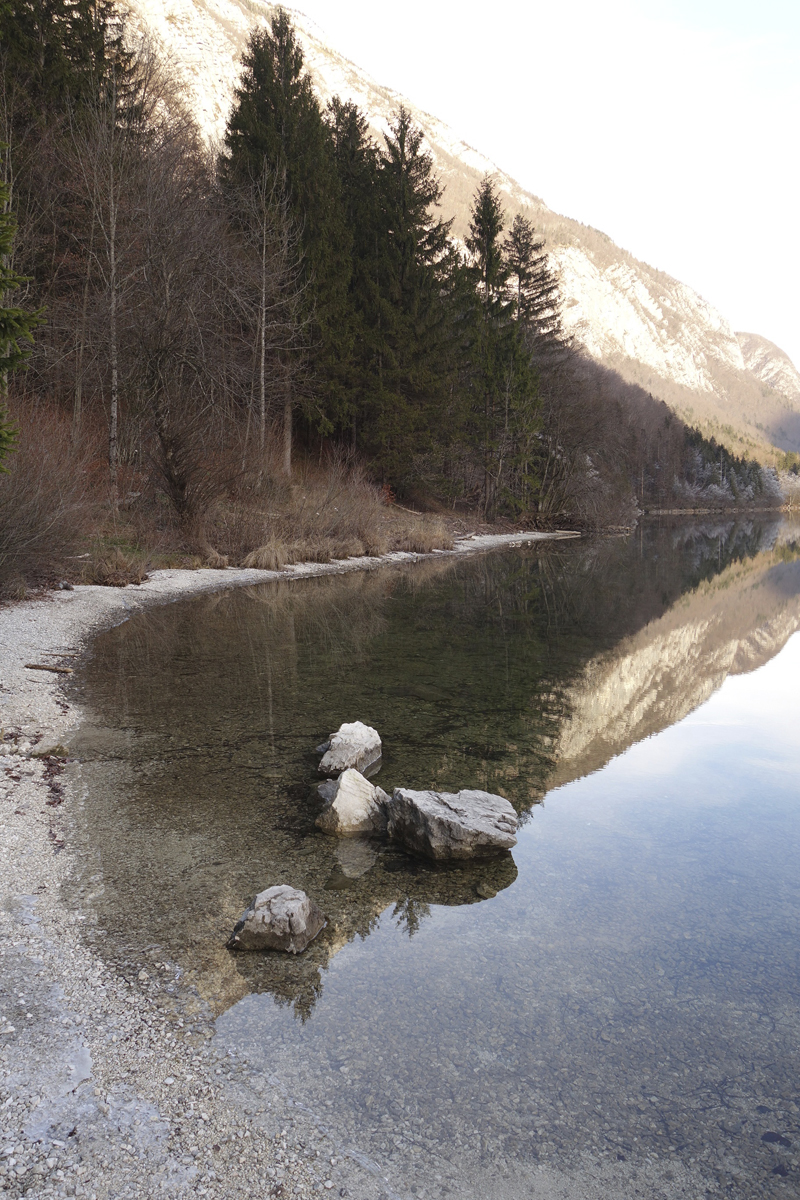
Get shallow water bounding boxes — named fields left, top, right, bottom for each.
left=69, top=519, right=800, bottom=1197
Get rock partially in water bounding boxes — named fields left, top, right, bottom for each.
left=227, top=885, right=325, bottom=953
left=386, top=788, right=518, bottom=860
left=318, top=721, right=382, bottom=775
left=316, top=768, right=389, bottom=835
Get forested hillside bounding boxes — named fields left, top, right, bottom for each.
left=0, top=3, right=784, bottom=595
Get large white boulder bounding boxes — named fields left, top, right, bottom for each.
left=316, top=768, right=388, bottom=835
left=386, top=788, right=518, bottom=860
left=318, top=721, right=382, bottom=775
left=227, top=885, right=325, bottom=953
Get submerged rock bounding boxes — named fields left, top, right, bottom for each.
left=316, top=768, right=388, bottom=835
left=386, top=788, right=518, bottom=860
left=335, top=838, right=379, bottom=878
left=227, top=885, right=325, bottom=953
left=318, top=721, right=382, bottom=775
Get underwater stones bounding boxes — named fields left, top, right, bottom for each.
left=315, top=768, right=389, bottom=835
left=227, top=885, right=325, bottom=953
left=386, top=788, right=518, bottom=860
left=335, top=838, right=379, bottom=878
left=318, top=721, right=382, bottom=775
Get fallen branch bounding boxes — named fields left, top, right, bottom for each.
left=24, top=663, right=74, bottom=675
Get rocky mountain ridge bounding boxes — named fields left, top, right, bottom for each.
left=125, top=0, right=800, bottom=461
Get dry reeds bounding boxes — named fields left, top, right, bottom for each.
left=84, top=546, right=151, bottom=587
left=229, top=447, right=454, bottom=569
left=390, top=516, right=454, bottom=554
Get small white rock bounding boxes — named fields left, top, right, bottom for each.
left=318, top=722, right=381, bottom=775
left=228, top=885, right=325, bottom=954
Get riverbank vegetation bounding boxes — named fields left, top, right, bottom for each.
left=0, top=2, right=783, bottom=596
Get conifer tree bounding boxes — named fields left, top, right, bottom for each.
left=465, top=178, right=542, bottom=515
left=0, top=1, right=125, bottom=134
left=0, top=171, right=44, bottom=468
left=466, top=176, right=509, bottom=309
left=504, top=212, right=564, bottom=360
left=325, top=96, right=382, bottom=445
left=220, top=9, right=352, bottom=469
left=368, top=105, right=456, bottom=475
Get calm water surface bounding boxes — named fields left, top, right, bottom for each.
left=69, top=520, right=800, bottom=1198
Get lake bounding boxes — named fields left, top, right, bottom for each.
left=68, top=518, right=800, bottom=1199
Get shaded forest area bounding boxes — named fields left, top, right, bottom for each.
left=0, top=2, right=780, bottom=595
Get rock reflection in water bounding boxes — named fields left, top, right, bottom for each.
left=232, top=848, right=517, bottom=1020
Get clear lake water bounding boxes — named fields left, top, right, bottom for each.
left=66, top=518, right=800, bottom=1198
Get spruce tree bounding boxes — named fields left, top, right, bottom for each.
left=220, top=9, right=353, bottom=464
left=504, top=212, right=564, bottom=360
left=465, top=179, right=543, bottom=516
left=368, top=105, right=456, bottom=477
left=0, top=1, right=124, bottom=127
left=0, top=172, right=44, bottom=468
left=466, top=176, right=509, bottom=309
left=325, top=96, right=382, bottom=445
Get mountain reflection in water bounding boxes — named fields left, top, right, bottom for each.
left=68, top=517, right=800, bottom=1023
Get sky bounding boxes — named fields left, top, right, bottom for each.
left=294, top=0, right=800, bottom=364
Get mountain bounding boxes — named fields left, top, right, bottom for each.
left=737, top=332, right=800, bottom=409
left=125, top=0, right=800, bottom=462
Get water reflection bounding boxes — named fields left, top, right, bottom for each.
left=65, top=516, right=800, bottom=1198
left=67, top=517, right=800, bottom=1025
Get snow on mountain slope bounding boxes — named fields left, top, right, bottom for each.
left=124, top=0, right=800, bottom=458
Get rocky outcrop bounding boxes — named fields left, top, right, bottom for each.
left=315, top=768, right=389, bottom=835
left=737, top=332, right=800, bottom=407
left=386, top=788, right=518, bottom=860
left=318, top=721, right=382, bottom=775
left=227, top=885, right=325, bottom=953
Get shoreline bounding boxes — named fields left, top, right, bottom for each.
left=2, top=530, right=576, bottom=747
left=1, top=528, right=589, bottom=1200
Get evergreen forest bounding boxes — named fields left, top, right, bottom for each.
left=0, top=2, right=779, bottom=593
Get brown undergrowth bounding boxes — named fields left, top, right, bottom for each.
left=0, top=407, right=456, bottom=596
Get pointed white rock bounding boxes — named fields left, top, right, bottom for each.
left=318, top=721, right=382, bottom=775
left=316, top=768, right=388, bottom=835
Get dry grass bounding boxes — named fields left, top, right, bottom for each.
left=219, top=444, right=453, bottom=568
left=83, top=546, right=151, bottom=587
left=390, top=516, right=455, bottom=554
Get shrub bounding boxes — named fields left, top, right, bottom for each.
left=0, top=401, right=93, bottom=598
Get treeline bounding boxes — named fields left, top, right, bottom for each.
left=0, top=1, right=778, bottom=544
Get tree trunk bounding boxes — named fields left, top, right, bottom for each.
left=74, top=215, right=95, bottom=441
left=283, top=396, right=292, bottom=477
left=108, top=156, right=118, bottom=503
left=259, top=216, right=267, bottom=451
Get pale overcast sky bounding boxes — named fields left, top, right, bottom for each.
left=295, top=0, right=800, bottom=364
